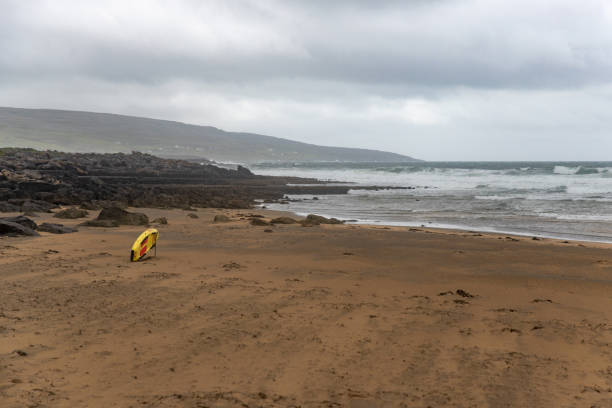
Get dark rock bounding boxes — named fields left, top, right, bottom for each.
left=17, top=181, right=58, bottom=193
left=38, top=223, right=78, bottom=234
left=79, top=219, right=120, bottom=228
left=270, top=216, right=298, bottom=224
left=213, top=214, right=231, bottom=223
left=250, top=218, right=270, bottom=226
left=300, top=219, right=319, bottom=227
left=236, top=165, right=253, bottom=177
left=501, top=327, right=521, bottom=334
left=301, top=214, right=344, bottom=226
left=0, top=215, right=38, bottom=230
left=96, top=201, right=128, bottom=209
left=0, top=220, right=39, bottom=236
left=264, top=229, right=273, bottom=233
left=0, top=202, right=20, bottom=212
left=223, top=262, right=241, bottom=270
left=456, top=289, right=474, bottom=298
left=20, top=200, right=56, bottom=213
left=79, top=220, right=120, bottom=228
left=97, top=207, right=148, bottom=225
left=531, top=298, right=553, bottom=303
left=187, top=213, right=199, bottom=219
left=0, top=148, right=391, bottom=212
left=152, top=217, right=168, bottom=225
left=54, top=207, right=89, bottom=219
left=80, top=202, right=101, bottom=210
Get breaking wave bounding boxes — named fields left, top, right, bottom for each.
left=253, top=160, right=612, bottom=243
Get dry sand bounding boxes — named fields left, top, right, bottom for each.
left=1, top=208, right=611, bottom=407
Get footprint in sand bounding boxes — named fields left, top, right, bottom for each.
left=223, top=262, right=242, bottom=271
left=501, top=327, right=521, bottom=334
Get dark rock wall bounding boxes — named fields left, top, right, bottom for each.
left=0, top=148, right=340, bottom=211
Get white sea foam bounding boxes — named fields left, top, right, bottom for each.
left=252, top=161, right=612, bottom=242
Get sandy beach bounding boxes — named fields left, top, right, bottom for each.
left=1, top=208, right=611, bottom=407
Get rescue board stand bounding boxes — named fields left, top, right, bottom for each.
left=130, top=228, right=159, bottom=262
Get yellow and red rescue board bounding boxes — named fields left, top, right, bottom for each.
left=130, top=228, right=159, bottom=262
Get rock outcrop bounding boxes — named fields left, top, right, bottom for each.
left=54, top=207, right=89, bottom=219
left=250, top=218, right=270, bottom=226
left=270, top=216, right=298, bottom=224
left=0, top=215, right=77, bottom=235
left=96, top=207, right=149, bottom=226
left=38, top=223, right=78, bottom=234
left=0, top=148, right=349, bottom=212
left=0, top=220, right=39, bottom=236
left=300, top=214, right=344, bottom=227
left=0, top=215, right=38, bottom=230
left=80, top=219, right=119, bottom=228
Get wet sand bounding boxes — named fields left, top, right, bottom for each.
left=1, top=208, right=611, bottom=407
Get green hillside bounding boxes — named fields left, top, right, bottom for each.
left=0, top=107, right=419, bottom=163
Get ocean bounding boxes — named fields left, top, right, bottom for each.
left=250, top=161, right=612, bottom=243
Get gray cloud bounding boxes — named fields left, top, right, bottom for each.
left=2, top=0, right=611, bottom=88
left=1, top=0, right=611, bottom=159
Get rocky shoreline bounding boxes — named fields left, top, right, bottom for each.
left=0, top=148, right=369, bottom=213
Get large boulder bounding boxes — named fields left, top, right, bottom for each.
left=96, top=207, right=148, bottom=225
left=213, top=214, right=231, bottom=223
left=270, top=216, right=298, bottom=224
left=250, top=218, right=270, bottom=226
left=80, top=219, right=119, bottom=228
left=54, top=207, right=89, bottom=219
left=300, top=214, right=344, bottom=227
left=0, top=220, right=39, bottom=236
left=38, top=223, right=78, bottom=234
left=79, top=202, right=100, bottom=211
left=0, top=215, right=38, bottom=230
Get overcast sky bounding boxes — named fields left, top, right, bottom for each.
left=1, top=0, right=612, bottom=160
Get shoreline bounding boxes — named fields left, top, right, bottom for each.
left=261, top=206, right=612, bottom=247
